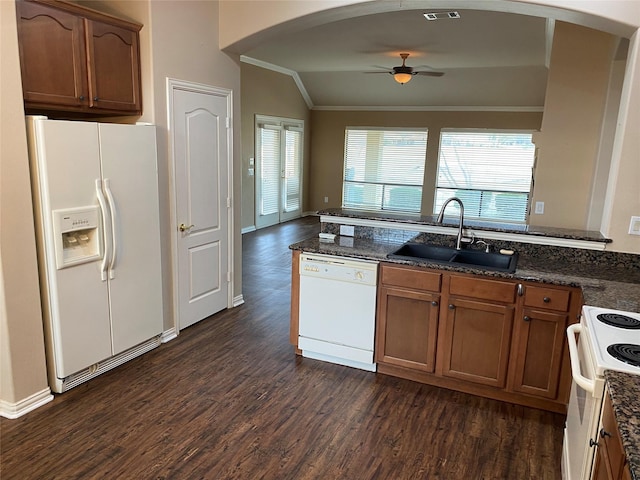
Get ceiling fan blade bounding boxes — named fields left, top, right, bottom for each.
left=364, top=71, right=393, bottom=74
left=415, top=71, right=445, bottom=77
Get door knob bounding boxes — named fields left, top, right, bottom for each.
left=179, top=223, right=194, bottom=232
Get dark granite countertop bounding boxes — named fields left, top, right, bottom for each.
left=290, top=236, right=640, bottom=311
left=605, top=371, right=640, bottom=480
left=318, top=208, right=613, bottom=243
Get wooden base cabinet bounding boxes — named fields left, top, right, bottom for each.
left=375, top=264, right=441, bottom=373
left=439, top=297, right=514, bottom=388
left=375, top=263, right=582, bottom=413
left=16, top=0, right=142, bottom=115
left=592, top=389, right=632, bottom=480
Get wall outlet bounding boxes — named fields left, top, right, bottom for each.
left=324, top=196, right=329, bottom=203
left=340, top=225, right=355, bottom=237
left=629, top=216, right=640, bottom=235
left=534, top=201, right=545, bottom=214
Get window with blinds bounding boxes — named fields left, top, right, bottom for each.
left=434, top=130, right=536, bottom=223
left=343, top=128, right=428, bottom=213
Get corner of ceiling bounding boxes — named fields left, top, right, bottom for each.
left=240, top=56, right=314, bottom=110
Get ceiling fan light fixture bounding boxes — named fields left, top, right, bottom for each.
left=394, top=72, right=413, bottom=84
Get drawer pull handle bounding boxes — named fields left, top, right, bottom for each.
left=517, top=284, right=523, bottom=296
left=589, top=439, right=599, bottom=448
left=448, top=304, right=455, bottom=310
left=431, top=301, right=439, bottom=307
left=524, top=316, right=531, bottom=322
left=600, top=428, right=611, bottom=438
left=543, top=297, right=551, bottom=303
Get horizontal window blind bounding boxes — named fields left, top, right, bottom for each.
left=284, top=127, right=302, bottom=213
left=343, top=129, right=427, bottom=213
left=258, top=125, right=281, bottom=216
left=435, top=131, right=535, bottom=223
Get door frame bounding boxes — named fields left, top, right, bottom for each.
left=166, top=78, right=235, bottom=334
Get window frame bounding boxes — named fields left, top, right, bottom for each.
left=342, top=127, right=428, bottom=214
left=434, top=128, right=537, bottom=224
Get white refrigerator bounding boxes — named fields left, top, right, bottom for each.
left=27, top=116, right=163, bottom=393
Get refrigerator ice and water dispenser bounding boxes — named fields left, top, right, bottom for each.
left=52, top=206, right=102, bottom=269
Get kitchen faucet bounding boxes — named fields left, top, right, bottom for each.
left=436, top=197, right=471, bottom=250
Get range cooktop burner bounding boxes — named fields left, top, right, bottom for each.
left=607, top=343, right=640, bottom=368
left=597, top=313, right=640, bottom=329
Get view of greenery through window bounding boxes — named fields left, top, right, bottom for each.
left=434, top=131, right=536, bottom=223
left=342, top=129, right=428, bottom=213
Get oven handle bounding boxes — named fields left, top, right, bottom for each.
left=566, top=324, right=596, bottom=393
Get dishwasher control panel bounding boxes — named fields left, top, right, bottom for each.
left=299, top=253, right=378, bottom=285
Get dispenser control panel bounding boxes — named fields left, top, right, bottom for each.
left=52, top=206, right=102, bottom=269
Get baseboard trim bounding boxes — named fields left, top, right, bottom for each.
left=0, top=388, right=54, bottom=419
left=161, top=327, right=178, bottom=343
left=241, top=226, right=256, bottom=234
left=303, top=211, right=319, bottom=217
left=233, top=294, right=245, bottom=307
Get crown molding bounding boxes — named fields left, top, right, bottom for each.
left=312, top=105, right=544, bottom=112
left=240, top=55, right=314, bottom=109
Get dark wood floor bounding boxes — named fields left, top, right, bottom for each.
left=1, top=216, right=565, bottom=479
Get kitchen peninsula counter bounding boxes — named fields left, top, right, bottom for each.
left=605, top=371, right=640, bottom=480
left=289, top=235, right=640, bottom=311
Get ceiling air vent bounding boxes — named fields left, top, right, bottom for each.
left=424, top=11, right=461, bottom=21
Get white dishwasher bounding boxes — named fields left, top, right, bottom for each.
left=298, top=253, right=378, bottom=372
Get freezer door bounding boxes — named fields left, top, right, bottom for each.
left=29, top=118, right=112, bottom=378
left=98, top=123, right=163, bottom=354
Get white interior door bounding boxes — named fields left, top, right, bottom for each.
left=169, top=80, right=232, bottom=330
left=255, top=116, right=303, bottom=229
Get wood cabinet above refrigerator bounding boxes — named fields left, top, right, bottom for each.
left=16, top=0, right=142, bottom=116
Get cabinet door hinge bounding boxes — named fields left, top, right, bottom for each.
left=226, top=197, right=231, bottom=208
left=226, top=117, right=231, bottom=129
left=227, top=271, right=232, bottom=283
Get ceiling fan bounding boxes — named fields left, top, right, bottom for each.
left=367, top=53, right=444, bottom=84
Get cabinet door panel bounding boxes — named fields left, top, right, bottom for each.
left=17, top=1, right=88, bottom=107
left=85, top=20, right=141, bottom=112
left=376, top=287, right=439, bottom=372
left=510, top=309, right=566, bottom=398
left=440, top=298, right=514, bottom=387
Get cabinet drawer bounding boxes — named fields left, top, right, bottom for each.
left=449, top=275, right=517, bottom=303
left=524, top=286, right=570, bottom=312
left=380, top=264, right=441, bottom=292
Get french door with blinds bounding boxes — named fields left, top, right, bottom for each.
left=255, top=115, right=304, bottom=229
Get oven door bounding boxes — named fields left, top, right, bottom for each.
left=563, top=323, right=605, bottom=480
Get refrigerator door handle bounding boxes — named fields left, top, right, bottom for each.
left=104, top=179, right=118, bottom=280
left=95, top=179, right=111, bottom=281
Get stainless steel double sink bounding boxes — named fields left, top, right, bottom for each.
left=387, top=242, right=518, bottom=273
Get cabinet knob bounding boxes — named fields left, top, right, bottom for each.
left=79, top=95, right=85, bottom=101
left=543, top=297, right=551, bottom=303
left=94, top=96, right=99, bottom=101
left=599, top=428, right=611, bottom=438
left=523, top=316, right=531, bottom=322
left=448, top=304, right=455, bottom=310
left=431, top=301, right=439, bottom=307
left=589, top=438, right=599, bottom=448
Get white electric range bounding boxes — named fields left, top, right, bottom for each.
left=562, top=306, right=640, bottom=480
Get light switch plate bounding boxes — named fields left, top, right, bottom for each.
left=534, top=201, right=544, bottom=214
left=340, top=225, right=355, bottom=237
left=629, top=216, right=640, bottom=235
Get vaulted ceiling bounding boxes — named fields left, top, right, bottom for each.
left=241, top=9, right=552, bottom=109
